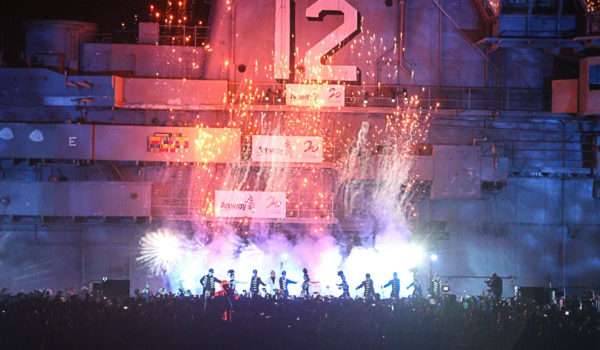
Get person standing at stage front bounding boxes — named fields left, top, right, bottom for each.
left=249, top=269, right=266, bottom=298
left=383, top=272, right=400, bottom=300
left=301, top=268, right=311, bottom=298
left=407, top=270, right=423, bottom=298
left=223, top=269, right=236, bottom=318
left=487, top=273, right=503, bottom=301
left=279, top=270, right=297, bottom=299
left=200, top=268, right=221, bottom=311
left=266, top=270, right=278, bottom=297
left=226, top=269, right=236, bottom=296
left=356, top=273, right=375, bottom=300
left=337, top=271, right=350, bottom=299
left=200, top=268, right=221, bottom=298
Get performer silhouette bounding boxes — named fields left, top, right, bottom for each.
left=200, top=268, right=221, bottom=298
left=356, top=273, right=375, bottom=300
left=266, top=270, right=278, bottom=297
left=407, top=271, right=423, bottom=298
left=200, top=268, right=221, bottom=311
left=249, top=269, right=266, bottom=298
left=278, top=270, right=297, bottom=299
left=301, top=268, right=311, bottom=298
left=337, top=271, right=350, bottom=298
left=383, top=272, right=400, bottom=299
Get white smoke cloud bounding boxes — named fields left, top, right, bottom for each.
left=139, top=95, right=431, bottom=298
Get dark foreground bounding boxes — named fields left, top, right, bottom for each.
left=0, top=290, right=598, bottom=349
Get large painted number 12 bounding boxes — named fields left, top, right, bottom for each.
left=274, top=0, right=361, bottom=82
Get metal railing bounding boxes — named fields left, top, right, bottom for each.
left=94, top=25, right=209, bottom=47
left=496, top=12, right=578, bottom=38
left=231, top=82, right=549, bottom=111
left=158, top=25, right=210, bottom=47
left=505, top=139, right=597, bottom=173
left=150, top=195, right=335, bottom=224
left=497, top=28, right=577, bottom=38
left=150, top=174, right=336, bottom=223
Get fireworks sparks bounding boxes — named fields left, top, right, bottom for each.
left=585, top=0, right=600, bottom=13
left=137, top=225, right=427, bottom=298
left=138, top=5, right=438, bottom=225
left=137, top=4, right=439, bottom=295
left=149, top=1, right=190, bottom=25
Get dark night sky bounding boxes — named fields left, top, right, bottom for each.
left=0, top=0, right=211, bottom=64
left=3, top=0, right=148, bottom=30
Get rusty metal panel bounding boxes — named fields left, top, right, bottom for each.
left=551, top=79, right=578, bottom=114
left=432, top=145, right=481, bottom=199
left=149, top=166, right=335, bottom=222
left=114, top=77, right=227, bottom=109
left=343, top=155, right=433, bottom=181
left=0, top=181, right=151, bottom=217
left=408, top=156, right=434, bottom=181
left=580, top=57, right=600, bottom=116
left=0, top=123, right=93, bottom=160
left=94, top=125, right=241, bottom=163
left=481, top=156, right=509, bottom=182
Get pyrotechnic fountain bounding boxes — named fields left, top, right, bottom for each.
left=138, top=7, right=434, bottom=297
left=138, top=92, right=432, bottom=296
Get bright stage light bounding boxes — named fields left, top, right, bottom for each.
left=430, top=253, right=438, bottom=262
left=137, top=229, right=183, bottom=275
left=342, top=241, right=425, bottom=298
left=404, top=244, right=425, bottom=267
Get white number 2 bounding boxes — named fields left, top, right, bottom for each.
left=274, top=0, right=360, bottom=82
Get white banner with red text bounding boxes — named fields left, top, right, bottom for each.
left=214, top=191, right=286, bottom=219
left=251, top=135, right=324, bottom=163
left=285, top=84, right=345, bottom=107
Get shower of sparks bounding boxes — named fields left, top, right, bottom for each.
left=585, top=0, right=600, bottom=13
left=137, top=11, right=438, bottom=226
left=138, top=6, right=439, bottom=293
left=149, top=0, right=190, bottom=26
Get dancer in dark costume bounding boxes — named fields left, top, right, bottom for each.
left=356, top=273, right=375, bottom=300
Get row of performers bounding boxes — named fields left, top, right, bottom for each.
left=199, top=268, right=423, bottom=299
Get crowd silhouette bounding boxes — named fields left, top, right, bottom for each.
left=0, top=287, right=598, bottom=349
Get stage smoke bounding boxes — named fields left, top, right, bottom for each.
left=138, top=87, right=431, bottom=298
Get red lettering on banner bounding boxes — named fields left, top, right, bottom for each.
left=147, top=133, right=190, bottom=153
left=328, top=87, right=342, bottom=99
left=267, top=196, right=282, bottom=209
left=303, top=140, right=320, bottom=153
left=220, top=196, right=256, bottom=212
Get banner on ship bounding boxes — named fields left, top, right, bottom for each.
left=251, top=135, right=323, bottom=163
left=286, top=84, right=345, bottom=107
left=215, top=191, right=286, bottom=219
